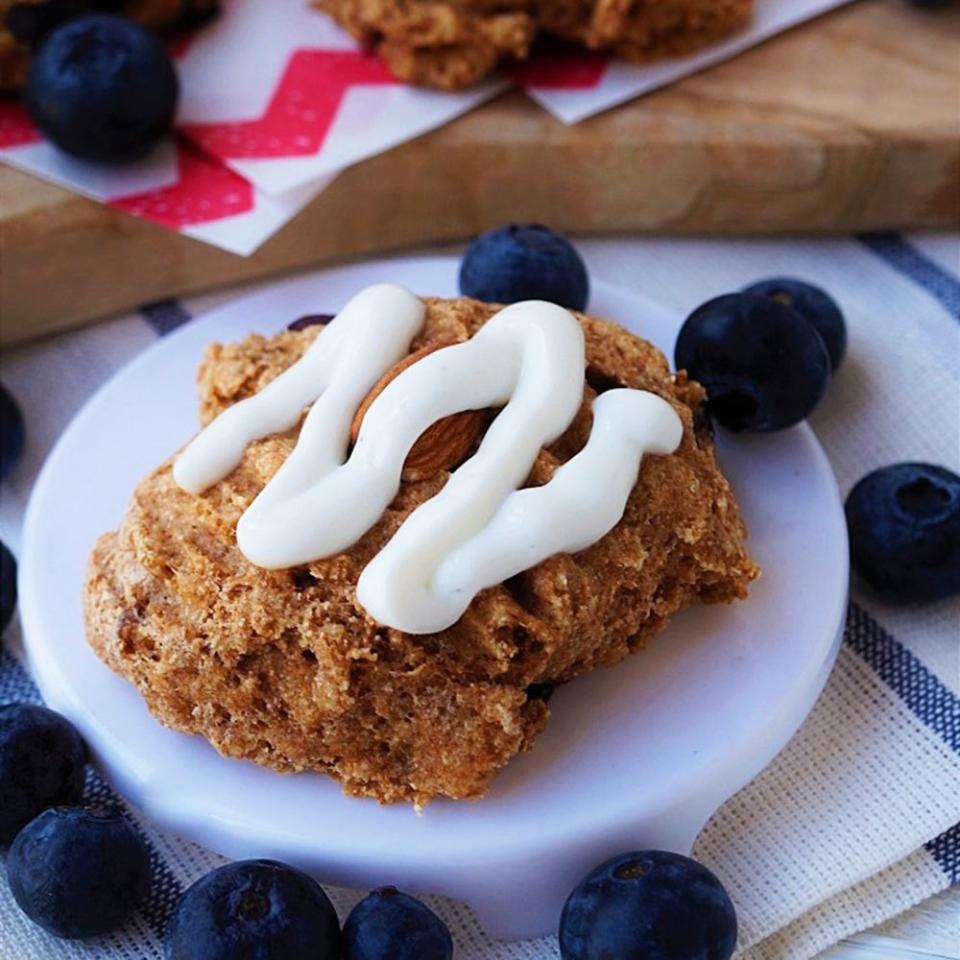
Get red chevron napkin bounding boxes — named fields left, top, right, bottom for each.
left=0, top=102, right=321, bottom=256
left=0, top=0, right=853, bottom=255
left=174, top=3, right=503, bottom=196
left=0, top=2, right=500, bottom=254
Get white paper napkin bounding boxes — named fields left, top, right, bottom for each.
left=0, top=0, right=859, bottom=254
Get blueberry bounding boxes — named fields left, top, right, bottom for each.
left=0, top=540, right=16, bottom=634
left=164, top=859, right=341, bottom=960
left=560, top=850, right=737, bottom=960
left=0, top=382, right=25, bottom=482
left=25, top=14, right=179, bottom=163
left=287, top=313, right=335, bottom=331
left=742, top=277, right=846, bottom=372
left=674, top=292, right=831, bottom=432
left=459, top=224, right=589, bottom=311
left=846, top=462, right=960, bottom=604
left=8, top=806, right=151, bottom=938
left=343, top=886, right=452, bottom=960
left=0, top=703, right=87, bottom=846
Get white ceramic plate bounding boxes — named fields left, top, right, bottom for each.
left=19, top=257, right=848, bottom=940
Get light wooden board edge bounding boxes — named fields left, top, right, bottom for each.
left=1, top=0, right=958, bottom=347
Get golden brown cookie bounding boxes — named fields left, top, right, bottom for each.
left=312, top=0, right=752, bottom=90
left=84, top=296, right=759, bottom=805
left=542, top=0, right=752, bottom=61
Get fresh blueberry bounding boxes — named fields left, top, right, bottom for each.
left=25, top=14, right=179, bottom=163
left=846, top=462, right=960, bottom=604
left=674, top=292, right=831, bottom=432
left=0, top=540, right=16, bottom=634
left=743, top=277, right=847, bottom=372
left=0, top=382, right=25, bottom=482
left=459, top=224, right=589, bottom=311
left=0, top=703, right=87, bottom=846
left=164, top=859, right=341, bottom=960
left=560, top=850, right=737, bottom=960
left=343, top=886, right=452, bottom=960
left=8, top=806, right=151, bottom=938
left=288, top=313, right=335, bottom=331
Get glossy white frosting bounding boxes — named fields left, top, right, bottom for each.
left=174, top=283, right=683, bottom=634
left=358, top=387, right=682, bottom=633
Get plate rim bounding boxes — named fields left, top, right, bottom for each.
left=18, top=255, right=849, bottom=869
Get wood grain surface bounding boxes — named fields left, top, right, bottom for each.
left=2, top=0, right=958, bottom=346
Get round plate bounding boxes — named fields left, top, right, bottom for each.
left=19, top=257, right=848, bottom=940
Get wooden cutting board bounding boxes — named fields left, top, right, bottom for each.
left=2, top=0, right=958, bottom=346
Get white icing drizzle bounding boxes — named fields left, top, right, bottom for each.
left=173, top=283, right=425, bottom=496
left=357, top=388, right=682, bottom=634
left=240, top=296, right=584, bottom=570
left=173, top=283, right=683, bottom=635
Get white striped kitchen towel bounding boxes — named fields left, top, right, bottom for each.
left=0, top=232, right=957, bottom=959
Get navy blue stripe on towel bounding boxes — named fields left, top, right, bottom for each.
left=858, top=233, right=960, bottom=321
left=845, top=602, right=960, bottom=753
left=140, top=299, right=193, bottom=337
left=0, top=646, right=42, bottom=706
left=0, top=647, right=185, bottom=939
left=925, top=822, right=960, bottom=885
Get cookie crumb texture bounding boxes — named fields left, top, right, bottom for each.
left=84, top=297, right=758, bottom=804
left=0, top=0, right=218, bottom=91
left=314, top=0, right=753, bottom=89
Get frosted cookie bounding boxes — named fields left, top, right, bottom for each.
left=84, top=289, right=758, bottom=804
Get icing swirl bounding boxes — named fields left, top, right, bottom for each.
left=174, top=283, right=683, bottom=634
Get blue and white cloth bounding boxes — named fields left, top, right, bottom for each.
left=0, top=234, right=957, bottom=959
